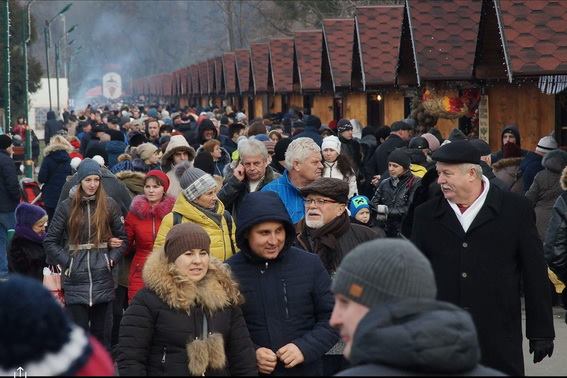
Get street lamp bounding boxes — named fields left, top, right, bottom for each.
left=22, top=0, right=34, bottom=177
left=55, top=24, right=77, bottom=111
left=43, top=3, right=72, bottom=111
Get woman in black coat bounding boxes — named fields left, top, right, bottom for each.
left=117, top=222, right=257, bottom=376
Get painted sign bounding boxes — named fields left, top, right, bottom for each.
left=102, top=72, right=122, bottom=99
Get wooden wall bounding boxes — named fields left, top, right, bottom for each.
left=384, top=91, right=405, bottom=125
left=271, top=94, right=282, bottom=113
left=242, top=96, right=249, bottom=116
left=487, top=83, right=555, bottom=151
left=254, top=96, right=264, bottom=119
left=179, top=97, right=189, bottom=108
left=290, top=94, right=303, bottom=109
left=200, top=96, right=209, bottom=108
left=345, top=93, right=367, bottom=125
left=312, top=95, right=334, bottom=125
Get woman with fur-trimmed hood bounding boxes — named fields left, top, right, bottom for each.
left=117, top=223, right=257, bottom=376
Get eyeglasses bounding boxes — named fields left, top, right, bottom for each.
left=303, top=198, right=337, bottom=207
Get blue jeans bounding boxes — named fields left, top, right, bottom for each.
left=0, top=211, right=15, bottom=277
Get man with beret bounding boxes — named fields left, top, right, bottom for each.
left=411, top=140, right=555, bottom=375
left=329, top=239, right=504, bottom=376
left=0, top=135, right=20, bottom=278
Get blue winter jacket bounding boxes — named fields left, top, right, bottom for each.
left=38, top=147, right=71, bottom=208
left=226, top=191, right=338, bottom=376
left=261, top=171, right=305, bottom=224
left=105, top=140, right=127, bottom=169
left=519, top=151, right=544, bottom=192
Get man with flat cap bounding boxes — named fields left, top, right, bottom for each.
left=410, top=140, right=554, bottom=376
left=296, top=177, right=378, bottom=374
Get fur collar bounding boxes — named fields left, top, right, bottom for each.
left=44, top=143, right=72, bottom=156
left=129, top=194, right=175, bottom=219
left=492, top=157, right=522, bottom=170
left=142, top=248, right=242, bottom=312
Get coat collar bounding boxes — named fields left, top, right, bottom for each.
left=432, top=183, right=502, bottom=237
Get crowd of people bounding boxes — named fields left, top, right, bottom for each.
left=0, top=102, right=565, bottom=376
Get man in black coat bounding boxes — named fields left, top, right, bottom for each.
left=0, top=135, right=20, bottom=278
left=411, top=140, right=555, bottom=376
left=226, top=191, right=338, bottom=376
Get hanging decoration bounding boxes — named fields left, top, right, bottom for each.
left=420, top=88, right=480, bottom=119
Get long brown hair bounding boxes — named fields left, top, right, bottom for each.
left=68, top=181, right=112, bottom=245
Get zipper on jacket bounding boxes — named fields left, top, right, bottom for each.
left=151, top=215, right=156, bottom=240
left=281, top=279, right=290, bottom=319
left=260, top=261, right=269, bottom=274
left=161, top=346, right=167, bottom=364
left=67, top=256, right=74, bottom=277
left=220, top=220, right=227, bottom=261
left=87, top=202, right=93, bottom=307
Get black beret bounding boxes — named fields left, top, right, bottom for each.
left=432, top=140, right=480, bottom=164
left=468, top=139, right=491, bottom=156
left=390, top=120, right=413, bottom=132
left=300, top=177, right=349, bottom=204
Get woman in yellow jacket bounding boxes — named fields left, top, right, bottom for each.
left=154, top=167, right=236, bottom=261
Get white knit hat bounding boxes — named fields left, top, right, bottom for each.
left=535, top=135, right=557, bottom=155
left=322, top=135, right=341, bottom=154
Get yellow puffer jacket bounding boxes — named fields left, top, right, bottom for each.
left=154, top=196, right=236, bottom=261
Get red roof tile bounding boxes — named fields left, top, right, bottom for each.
left=356, top=6, right=404, bottom=87
left=235, top=49, right=251, bottom=93
left=191, top=65, right=200, bottom=95
left=215, top=57, right=224, bottom=94
left=250, top=42, right=270, bottom=93
left=270, top=38, right=295, bottom=93
left=499, top=0, right=567, bottom=75
left=223, top=53, right=237, bottom=94
left=408, top=0, right=481, bottom=81
left=199, top=62, right=209, bottom=95
left=323, top=19, right=354, bottom=89
left=295, top=30, right=323, bottom=92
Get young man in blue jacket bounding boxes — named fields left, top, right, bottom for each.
left=227, top=191, right=338, bottom=375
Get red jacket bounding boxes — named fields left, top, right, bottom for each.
left=124, top=194, right=175, bottom=302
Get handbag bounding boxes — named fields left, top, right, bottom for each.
left=43, top=265, right=65, bottom=306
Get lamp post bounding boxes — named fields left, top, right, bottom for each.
left=22, top=0, right=34, bottom=178
left=1, top=0, right=11, bottom=134
left=55, top=23, right=76, bottom=112
left=43, top=3, right=72, bottom=111
left=67, top=45, right=81, bottom=100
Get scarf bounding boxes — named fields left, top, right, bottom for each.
left=299, top=211, right=351, bottom=273
left=15, top=225, right=46, bottom=244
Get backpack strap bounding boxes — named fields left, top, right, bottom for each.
left=223, top=210, right=236, bottom=255
left=172, top=211, right=182, bottom=226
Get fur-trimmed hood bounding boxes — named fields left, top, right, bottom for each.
left=143, top=247, right=242, bottom=312
left=492, top=157, right=522, bottom=171
left=129, top=194, right=175, bottom=220
left=44, top=142, right=73, bottom=157
left=115, top=170, right=146, bottom=195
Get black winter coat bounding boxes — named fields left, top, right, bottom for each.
left=38, top=146, right=72, bottom=208
left=44, top=194, right=127, bottom=306
left=339, top=136, right=362, bottom=172
left=544, top=190, right=567, bottom=283
left=372, top=170, right=420, bottom=237
left=365, top=134, right=407, bottom=179
left=118, top=252, right=256, bottom=376
left=411, top=184, right=554, bottom=376
left=0, top=150, right=20, bottom=212
left=8, top=235, right=45, bottom=281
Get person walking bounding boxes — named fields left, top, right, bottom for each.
left=0, top=135, right=20, bottom=279
left=117, top=223, right=257, bottom=376
left=124, top=170, right=175, bottom=302
left=44, top=158, right=127, bottom=348
left=411, top=140, right=555, bottom=375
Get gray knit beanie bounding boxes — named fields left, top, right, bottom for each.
left=179, top=167, right=217, bottom=202
left=332, top=239, right=437, bottom=307
left=76, top=158, right=102, bottom=182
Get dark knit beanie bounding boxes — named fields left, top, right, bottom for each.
left=0, top=134, right=12, bottom=150
left=76, top=158, right=102, bottom=182
left=164, top=223, right=211, bottom=263
left=0, top=275, right=115, bottom=375
left=388, top=148, right=411, bottom=169
left=337, top=119, right=353, bottom=134
left=15, top=203, right=47, bottom=229
left=332, top=239, right=437, bottom=307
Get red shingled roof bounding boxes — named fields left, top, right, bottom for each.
left=356, top=6, right=404, bottom=88
left=407, top=0, right=481, bottom=81
left=295, top=30, right=323, bottom=92
left=223, top=53, right=237, bottom=94
left=250, top=42, right=270, bottom=93
left=323, top=19, right=354, bottom=89
left=498, top=0, right=567, bottom=75
left=215, top=57, right=224, bottom=94
left=235, top=49, right=251, bottom=93
left=270, top=38, right=294, bottom=93
left=191, top=65, right=200, bottom=95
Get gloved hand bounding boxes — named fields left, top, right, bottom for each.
left=529, top=338, right=554, bottom=363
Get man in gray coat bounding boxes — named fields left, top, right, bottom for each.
left=330, top=238, right=504, bottom=376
